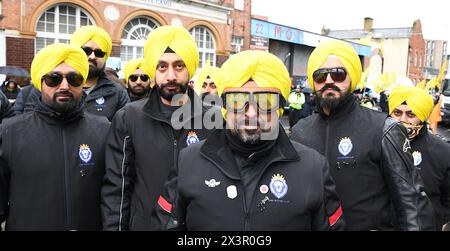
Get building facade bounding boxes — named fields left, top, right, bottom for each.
left=325, top=18, right=426, bottom=84
left=250, top=18, right=371, bottom=87
left=424, top=39, right=447, bottom=80
left=0, top=0, right=252, bottom=71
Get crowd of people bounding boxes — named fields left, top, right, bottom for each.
left=0, top=24, right=448, bottom=231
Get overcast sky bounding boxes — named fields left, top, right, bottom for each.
left=252, top=0, right=450, bottom=43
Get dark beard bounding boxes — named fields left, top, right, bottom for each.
left=88, top=60, right=105, bottom=79
left=156, top=81, right=188, bottom=101
left=129, top=84, right=150, bottom=97
left=50, top=91, right=80, bottom=113
left=316, top=84, right=351, bottom=111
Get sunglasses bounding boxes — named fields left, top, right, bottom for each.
left=221, top=91, right=285, bottom=113
left=42, top=72, right=84, bottom=87
left=82, top=46, right=106, bottom=58
left=312, top=67, right=347, bottom=83
left=129, top=74, right=150, bottom=82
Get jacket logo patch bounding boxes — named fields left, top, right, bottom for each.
left=412, top=151, right=422, bottom=167
left=227, top=185, right=237, bottom=199
left=403, top=139, right=411, bottom=153
left=338, top=137, right=353, bottom=156
left=79, top=144, right=92, bottom=164
left=205, top=179, right=221, bottom=188
left=186, top=131, right=200, bottom=146
left=96, top=97, right=105, bottom=105
left=270, top=174, right=288, bottom=199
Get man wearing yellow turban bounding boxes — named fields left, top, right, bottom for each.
left=194, top=63, right=221, bottom=108
left=151, top=50, right=343, bottom=231
left=123, top=58, right=152, bottom=102
left=0, top=43, right=110, bottom=230
left=389, top=85, right=450, bottom=230
left=291, top=40, right=435, bottom=230
left=70, top=25, right=129, bottom=121
left=102, top=25, right=213, bottom=231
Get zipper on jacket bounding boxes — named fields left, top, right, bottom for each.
left=325, top=120, right=330, bottom=159
left=240, top=183, right=250, bottom=231
left=62, top=128, right=72, bottom=230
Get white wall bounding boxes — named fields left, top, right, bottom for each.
left=382, top=38, right=410, bottom=77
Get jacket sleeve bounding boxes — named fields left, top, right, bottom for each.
left=117, top=87, right=130, bottom=111
left=319, top=157, right=345, bottom=231
left=150, top=150, right=187, bottom=231
left=12, top=90, right=24, bottom=115
left=0, top=124, right=10, bottom=226
left=101, top=108, right=135, bottom=231
left=381, top=117, right=436, bottom=230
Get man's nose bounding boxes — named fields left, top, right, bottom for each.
left=166, top=66, right=177, bottom=82
left=245, top=102, right=259, bottom=118
left=59, top=77, right=70, bottom=90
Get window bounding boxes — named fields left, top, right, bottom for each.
left=0, top=0, right=2, bottom=16
left=190, top=26, right=216, bottom=68
left=121, top=16, right=159, bottom=62
left=234, top=0, right=245, bottom=10
left=231, top=36, right=243, bottom=52
left=35, top=4, right=94, bottom=53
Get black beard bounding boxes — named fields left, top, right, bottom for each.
left=157, top=81, right=188, bottom=101
left=50, top=91, right=80, bottom=113
left=88, top=61, right=105, bottom=79
left=316, top=84, right=349, bottom=111
left=129, top=84, right=150, bottom=97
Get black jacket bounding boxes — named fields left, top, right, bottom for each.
left=0, top=91, right=14, bottom=123
left=83, top=72, right=130, bottom=121
left=291, top=96, right=435, bottom=230
left=152, top=127, right=344, bottom=231
left=13, top=85, right=41, bottom=115
left=101, top=88, right=213, bottom=231
left=411, top=126, right=450, bottom=229
left=0, top=100, right=110, bottom=230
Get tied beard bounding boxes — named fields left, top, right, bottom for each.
left=51, top=91, right=80, bottom=113
left=316, top=83, right=352, bottom=111
left=88, top=59, right=105, bottom=79
left=157, top=81, right=188, bottom=102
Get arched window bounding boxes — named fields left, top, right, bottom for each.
left=121, top=16, right=159, bottom=62
left=35, top=4, right=94, bottom=53
left=190, top=26, right=216, bottom=68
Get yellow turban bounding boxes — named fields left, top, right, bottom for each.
left=307, top=40, right=362, bottom=92
left=144, top=25, right=199, bottom=80
left=388, top=85, right=434, bottom=122
left=218, top=50, right=291, bottom=117
left=31, top=43, right=89, bottom=92
left=194, top=65, right=220, bottom=95
left=70, top=25, right=112, bottom=60
left=124, top=58, right=151, bottom=82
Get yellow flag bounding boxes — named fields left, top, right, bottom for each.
left=416, top=79, right=427, bottom=89
left=425, top=77, right=436, bottom=90
left=436, top=59, right=447, bottom=90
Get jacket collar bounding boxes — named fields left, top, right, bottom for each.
left=317, top=94, right=357, bottom=120
left=35, top=98, right=84, bottom=125
left=84, top=72, right=118, bottom=101
left=200, top=126, right=300, bottom=180
left=142, top=86, right=205, bottom=126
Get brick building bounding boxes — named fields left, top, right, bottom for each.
left=325, top=18, right=426, bottom=84
left=424, top=39, right=447, bottom=80
left=0, top=0, right=252, bottom=72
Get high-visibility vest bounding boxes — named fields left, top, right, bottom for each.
left=288, top=92, right=305, bottom=110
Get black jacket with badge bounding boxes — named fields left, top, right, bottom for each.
left=101, top=87, right=213, bottom=231
left=291, top=95, right=435, bottom=231
left=410, top=126, right=450, bottom=230
left=0, top=100, right=110, bottom=230
left=152, top=127, right=344, bottom=231
left=83, top=72, right=130, bottom=121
